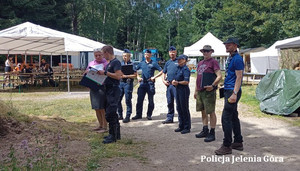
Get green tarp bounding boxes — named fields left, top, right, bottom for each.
left=256, top=69, right=300, bottom=115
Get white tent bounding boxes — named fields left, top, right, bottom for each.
left=0, top=22, right=123, bottom=92
left=183, top=32, right=228, bottom=57
left=250, top=36, right=300, bottom=74
left=0, top=22, right=123, bottom=56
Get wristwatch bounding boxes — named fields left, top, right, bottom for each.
left=233, top=90, right=238, bottom=95
left=104, top=71, right=107, bottom=75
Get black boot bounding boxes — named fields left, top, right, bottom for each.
left=104, top=123, right=114, bottom=139
left=116, top=123, right=121, bottom=140
left=195, top=126, right=209, bottom=138
left=103, top=124, right=116, bottom=144
left=204, top=128, right=215, bottom=142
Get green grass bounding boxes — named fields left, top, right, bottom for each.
left=0, top=92, right=147, bottom=170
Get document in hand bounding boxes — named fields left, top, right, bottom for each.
left=79, top=75, right=102, bottom=91
left=121, top=65, right=134, bottom=75
left=201, top=72, right=217, bottom=88
left=86, top=67, right=107, bottom=85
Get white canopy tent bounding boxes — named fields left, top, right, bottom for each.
left=0, top=22, right=123, bottom=92
left=250, top=36, right=300, bottom=74
left=183, top=32, right=228, bottom=57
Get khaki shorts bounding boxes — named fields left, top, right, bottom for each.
left=196, top=90, right=216, bottom=114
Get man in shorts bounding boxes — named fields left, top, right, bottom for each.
left=194, top=45, right=222, bottom=142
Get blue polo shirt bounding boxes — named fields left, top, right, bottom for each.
left=224, top=52, right=244, bottom=90
left=163, top=58, right=178, bottom=81
left=136, top=60, right=162, bottom=81
left=104, top=58, right=121, bottom=86
left=175, top=65, right=190, bottom=82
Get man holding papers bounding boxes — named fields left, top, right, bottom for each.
left=117, top=49, right=137, bottom=123
left=194, top=45, right=222, bottom=142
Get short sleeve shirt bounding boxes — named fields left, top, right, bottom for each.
left=163, top=58, right=178, bottom=81
left=175, top=65, right=190, bottom=82
left=196, top=58, right=220, bottom=91
left=136, top=60, right=162, bottom=81
left=104, top=58, right=121, bottom=86
left=224, top=52, right=244, bottom=90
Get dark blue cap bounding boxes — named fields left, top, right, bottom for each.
left=169, top=46, right=176, bottom=51
left=145, top=49, right=152, bottom=54
left=123, top=49, right=131, bottom=53
left=224, top=37, right=239, bottom=47
left=177, top=54, right=188, bottom=60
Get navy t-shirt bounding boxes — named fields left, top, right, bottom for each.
left=224, top=52, right=244, bottom=90
left=136, top=60, right=162, bottom=81
left=175, top=65, right=190, bottom=83
left=104, top=58, right=121, bottom=86
left=163, top=58, right=178, bottom=81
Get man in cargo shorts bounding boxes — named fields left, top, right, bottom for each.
left=194, top=45, right=222, bottom=142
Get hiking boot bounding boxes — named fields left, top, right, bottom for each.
left=162, top=119, right=173, bottom=124
left=123, top=117, right=130, bottom=123
left=215, top=145, right=232, bottom=155
left=132, top=115, right=142, bottom=120
left=231, top=142, right=244, bottom=151
left=181, top=129, right=190, bottom=134
left=102, top=134, right=116, bottom=144
left=174, top=128, right=183, bottom=132
left=195, top=128, right=209, bottom=138
left=204, top=133, right=215, bottom=142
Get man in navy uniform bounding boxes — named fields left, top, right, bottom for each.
left=118, top=49, right=137, bottom=123
left=162, top=46, right=178, bottom=124
left=132, top=49, right=163, bottom=120
left=98, top=45, right=123, bottom=144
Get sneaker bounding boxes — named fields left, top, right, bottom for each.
left=162, top=119, right=173, bottom=124
left=174, top=128, right=183, bottom=132
left=204, top=133, right=215, bottom=142
left=132, top=115, right=142, bottom=120
left=181, top=129, right=190, bottom=134
left=195, top=129, right=209, bottom=138
left=146, top=116, right=152, bottom=120
left=123, top=117, right=130, bottom=123
left=215, top=145, right=232, bottom=155
left=231, top=142, right=244, bottom=151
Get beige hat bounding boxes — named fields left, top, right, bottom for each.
left=200, top=45, right=214, bottom=53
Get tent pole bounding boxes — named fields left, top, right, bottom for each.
left=50, top=53, right=53, bottom=67
left=25, top=51, right=27, bottom=64
left=66, top=52, right=70, bottom=93
left=39, top=52, right=41, bottom=68
left=60, top=54, right=63, bottom=70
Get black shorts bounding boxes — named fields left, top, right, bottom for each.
left=90, top=86, right=106, bottom=110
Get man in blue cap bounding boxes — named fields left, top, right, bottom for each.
left=162, top=46, right=178, bottom=124
left=132, top=49, right=163, bottom=120
left=117, top=49, right=137, bottom=123
left=215, top=37, right=244, bottom=155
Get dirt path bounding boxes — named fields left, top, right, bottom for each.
left=105, top=77, right=300, bottom=171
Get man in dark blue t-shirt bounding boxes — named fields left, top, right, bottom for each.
left=132, top=49, right=163, bottom=120
left=215, top=38, right=244, bottom=155
left=162, top=46, right=178, bottom=124
left=98, top=45, right=123, bottom=144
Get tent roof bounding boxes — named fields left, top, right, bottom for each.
left=275, top=39, right=300, bottom=49
left=0, top=22, right=123, bottom=56
left=251, top=36, right=300, bottom=58
left=183, top=32, right=228, bottom=57
left=239, top=47, right=266, bottom=55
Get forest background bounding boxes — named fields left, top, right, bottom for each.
left=0, top=0, right=300, bottom=59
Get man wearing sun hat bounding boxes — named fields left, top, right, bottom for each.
left=162, top=46, right=178, bottom=124
left=117, top=49, right=137, bottom=123
left=194, top=45, right=222, bottom=142
left=215, top=37, right=244, bottom=155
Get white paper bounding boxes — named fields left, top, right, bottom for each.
left=90, top=64, right=104, bottom=71
left=86, top=69, right=107, bottom=85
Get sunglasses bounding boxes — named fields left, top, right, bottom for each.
left=202, top=50, right=211, bottom=53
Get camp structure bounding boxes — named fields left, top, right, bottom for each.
left=275, top=39, right=300, bottom=70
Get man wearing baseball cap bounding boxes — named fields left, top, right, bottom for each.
left=215, top=38, right=244, bottom=155
left=162, top=46, right=178, bottom=124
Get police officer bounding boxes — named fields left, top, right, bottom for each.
left=172, top=54, right=191, bottom=134
left=118, top=49, right=137, bottom=123
left=132, top=49, right=163, bottom=120
left=162, top=46, right=178, bottom=124
left=98, top=45, right=123, bottom=144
